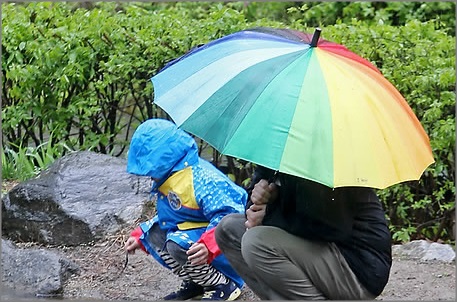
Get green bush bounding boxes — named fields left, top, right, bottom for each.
left=2, top=1, right=455, bottom=243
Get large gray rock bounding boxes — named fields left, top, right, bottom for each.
left=1, top=239, right=79, bottom=297
left=2, top=151, right=151, bottom=246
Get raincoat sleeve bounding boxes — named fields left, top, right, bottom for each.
left=193, top=163, right=247, bottom=262
left=196, top=187, right=244, bottom=263
left=193, top=163, right=246, bottom=224
left=197, top=227, right=220, bottom=263
left=198, top=183, right=246, bottom=231
left=130, top=226, right=148, bottom=253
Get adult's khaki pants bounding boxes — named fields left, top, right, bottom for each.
left=215, top=214, right=375, bottom=300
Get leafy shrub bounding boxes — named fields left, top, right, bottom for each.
left=2, top=1, right=455, bottom=243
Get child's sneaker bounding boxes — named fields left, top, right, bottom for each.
left=201, top=280, right=241, bottom=300
left=163, top=280, right=204, bottom=300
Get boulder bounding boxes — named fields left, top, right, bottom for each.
left=392, top=239, right=456, bottom=262
left=2, top=151, right=151, bottom=246
left=1, top=238, right=79, bottom=297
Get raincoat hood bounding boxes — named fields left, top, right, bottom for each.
left=127, top=119, right=199, bottom=181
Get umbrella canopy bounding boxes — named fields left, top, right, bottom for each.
left=151, top=27, right=434, bottom=189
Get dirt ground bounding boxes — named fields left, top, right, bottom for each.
left=48, top=235, right=455, bottom=301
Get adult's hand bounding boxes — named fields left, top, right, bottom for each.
left=245, top=203, right=267, bottom=229
left=251, top=179, right=279, bottom=205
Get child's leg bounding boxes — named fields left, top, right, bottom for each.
left=181, top=262, right=229, bottom=287
left=166, top=240, right=230, bottom=287
left=165, top=240, right=188, bottom=265
left=164, top=232, right=241, bottom=300
left=144, top=223, right=184, bottom=274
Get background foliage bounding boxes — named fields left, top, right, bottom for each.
left=2, top=1, right=455, bottom=243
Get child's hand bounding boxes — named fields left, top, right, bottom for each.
left=186, top=242, right=209, bottom=265
left=124, top=236, right=141, bottom=254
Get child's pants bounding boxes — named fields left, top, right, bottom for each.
left=146, top=223, right=229, bottom=287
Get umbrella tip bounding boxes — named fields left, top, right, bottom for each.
left=310, top=28, right=321, bottom=47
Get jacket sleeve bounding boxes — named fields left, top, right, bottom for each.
left=197, top=227, right=220, bottom=263
left=130, top=226, right=148, bottom=254
left=263, top=175, right=355, bottom=242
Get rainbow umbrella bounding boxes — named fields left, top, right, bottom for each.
left=151, top=27, right=434, bottom=189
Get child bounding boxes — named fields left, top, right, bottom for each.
left=124, top=119, right=247, bottom=301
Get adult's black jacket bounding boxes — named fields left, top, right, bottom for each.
left=246, top=166, right=392, bottom=296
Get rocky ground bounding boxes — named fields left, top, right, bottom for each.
left=47, top=234, right=455, bottom=301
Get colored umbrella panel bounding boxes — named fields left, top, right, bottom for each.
left=152, top=27, right=434, bottom=189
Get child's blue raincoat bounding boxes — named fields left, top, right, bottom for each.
left=127, top=119, right=247, bottom=288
